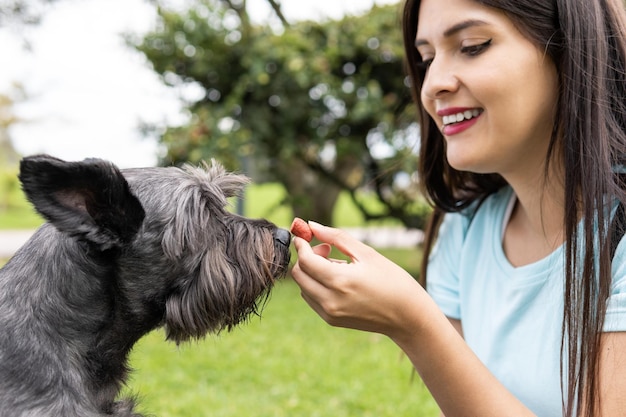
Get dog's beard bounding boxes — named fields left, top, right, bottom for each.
left=163, top=223, right=290, bottom=343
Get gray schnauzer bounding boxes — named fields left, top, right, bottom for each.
left=0, top=154, right=292, bottom=416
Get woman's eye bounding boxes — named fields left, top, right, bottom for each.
left=416, top=58, right=433, bottom=71
left=461, top=39, right=492, bottom=56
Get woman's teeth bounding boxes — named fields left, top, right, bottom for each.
left=442, top=109, right=481, bottom=126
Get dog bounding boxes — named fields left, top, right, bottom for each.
left=0, top=154, right=292, bottom=416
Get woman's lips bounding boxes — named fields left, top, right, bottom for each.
left=442, top=115, right=481, bottom=135
left=437, top=107, right=483, bottom=135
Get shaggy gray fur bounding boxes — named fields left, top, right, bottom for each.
left=0, top=155, right=291, bottom=416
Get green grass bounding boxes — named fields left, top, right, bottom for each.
left=0, top=169, right=43, bottom=229
left=0, top=207, right=43, bottom=229
left=240, top=183, right=294, bottom=227
left=0, top=252, right=432, bottom=417
left=0, top=182, right=404, bottom=231
left=1, top=180, right=436, bottom=415
left=240, top=182, right=403, bottom=229
left=122, top=279, right=438, bottom=417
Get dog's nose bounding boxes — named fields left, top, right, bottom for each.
left=274, top=228, right=291, bottom=247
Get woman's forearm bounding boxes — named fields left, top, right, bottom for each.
left=389, top=296, right=536, bottom=417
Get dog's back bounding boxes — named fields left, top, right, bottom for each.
left=0, top=225, right=141, bottom=417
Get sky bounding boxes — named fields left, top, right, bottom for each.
left=0, top=0, right=399, bottom=168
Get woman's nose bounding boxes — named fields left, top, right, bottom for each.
left=420, top=58, right=460, bottom=100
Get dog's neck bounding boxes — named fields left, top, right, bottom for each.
left=0, top=224, right=162, bottom=410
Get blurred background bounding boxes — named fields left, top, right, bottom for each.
left=1, top=0, right=431, bottom=228
left=0, top=1, right=438, bottom=415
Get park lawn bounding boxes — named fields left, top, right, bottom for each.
left=0, top=207, right=43, bottom=229
left=122, top=278, right=438, bottom=417
left=0, top=251, right=433, bottom=417
left=0, top=182, right=401, bottom=231
left=243, top=182, right=403, bottom=229
left=1, top=181, right=437, bottom=415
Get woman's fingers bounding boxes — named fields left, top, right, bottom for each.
left=291, top=237, right=334, bottom=292
left=307, top=221, right=375, bottom=263
left=311, top=242, right=333, bottom=258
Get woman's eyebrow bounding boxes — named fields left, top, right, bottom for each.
left=415, top=19, right=489, bottom=48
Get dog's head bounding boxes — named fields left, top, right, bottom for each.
left=19, top=154, right=291, bottom=343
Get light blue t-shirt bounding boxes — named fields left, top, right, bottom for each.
left=427, top=186, right=626, bottom=417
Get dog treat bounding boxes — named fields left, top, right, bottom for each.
left=290, top=217, right=313, bottom=242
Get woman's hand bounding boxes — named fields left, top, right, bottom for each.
left=291, top=222, right=537, bottom=417
left=291, top=221, right=427, bottom=339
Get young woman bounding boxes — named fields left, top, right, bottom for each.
left=291, top=0, right=626, bottom=416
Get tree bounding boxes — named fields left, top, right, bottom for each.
left=0, top=0, right=60, bottom=27
left=0, top=84, right=24, bottom=168
left=133, top=0, right=428, bottom=228
left=0, top=84, right=25, bottom=210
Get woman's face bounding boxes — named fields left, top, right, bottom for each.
left=415, top=0, right=559, bottom=177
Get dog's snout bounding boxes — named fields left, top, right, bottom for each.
left=274, top=228, right=291, bottom=247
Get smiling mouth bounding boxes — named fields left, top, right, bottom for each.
left=442, top=109, right=483, bottom=126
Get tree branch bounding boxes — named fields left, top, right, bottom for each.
left=265, top=0, right=290, bottom=27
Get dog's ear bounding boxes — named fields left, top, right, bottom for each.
left=19, top=154, right=145, bottom=250
left=164, top=262, right=227, bottom=343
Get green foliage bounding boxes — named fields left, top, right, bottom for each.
left=122, top=279, right=438, bottom=417
left=0, top=180, right=414, bottom=232
left=0, top=169, right=43, bottom=229
left=0, top=172, right=433, bottom=414
left=0, top=0, right=59, bottom=27
left=236, top=182, right=293, bottom=226
left=0, top=209, right=43, bottom=229
left=133, top=1, right=429, bottom=228
left=0, top=169, right=20, bottom=208
left=238, top=182, right=404, bottom=228
left=0, top=89, right=24, bottom=168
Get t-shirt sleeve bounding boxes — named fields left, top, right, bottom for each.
left=606, top=236, right=626, bottom=332
left=426, top=211, right=470, bottom=320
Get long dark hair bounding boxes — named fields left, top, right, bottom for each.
left=402, top=0, right=626, bottom=415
